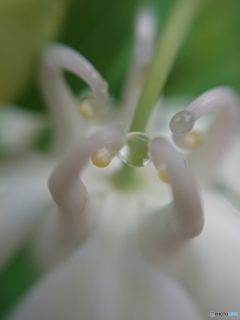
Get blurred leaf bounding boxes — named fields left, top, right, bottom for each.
left=0, top=246, right=39, bottom=318
left=61, top=0, right=146, bottom=94
left=17, top=0, right=145, bottom=111
left=10, top=0, right=240, bottom=110
left=0, top=0, right=67, bottom=103
left=165, top=0, right=240, bottom=96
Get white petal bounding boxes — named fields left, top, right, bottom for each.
left=145, top=191, right=240, bottom=313
left=9, top=232, right=203, bottom=320
left=216, top=134, right=240, bottom=196
left=178, top=192, right=240, bottom=312
left=0, top=156, right=52, bottom=269
left=0, top=106, right=45, bottom=156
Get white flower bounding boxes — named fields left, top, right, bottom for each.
left=2, top=6, right=240, bottom=320
left=0, top=106, right=45, bottom=157
left=8, top=82, right=240, bottom=319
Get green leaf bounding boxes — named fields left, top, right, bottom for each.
left=165, top=0, right=240, bottom=96
left=0, top=246, right=39, bottom=318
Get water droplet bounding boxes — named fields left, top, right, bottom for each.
left=118, top=132, right=151, bottom=167
left=169, top=110, right=195, bottom=136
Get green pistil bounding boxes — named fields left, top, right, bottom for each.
left=130, top=0, right=203, bottom=132
left=111, top=165, right=143, bottom=192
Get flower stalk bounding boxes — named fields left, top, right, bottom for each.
left=130, top=0, right=203, bottom=132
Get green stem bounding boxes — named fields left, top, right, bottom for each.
left=130, top=0, right=202, bottom=132
left=111, top=165, right=142, bottom=191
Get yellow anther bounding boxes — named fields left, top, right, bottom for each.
left=158, top=169, right=170, bottom=184
left=91, top=146, right=114, bottom=168
left=78, top=97, right=96, bottom=119
left=185, top=131, right=203, bottom=148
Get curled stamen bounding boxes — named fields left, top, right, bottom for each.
left=32, top=126, right=125, bottom=269
left=150, top=137, right=203, bottom=239
left=169, top=87, right=240, bottom=181
left=49, top=126, right=126, bottom=219
left=39, top=44, right=108, bottom=154
left=40, top=44, right=108, bottom=118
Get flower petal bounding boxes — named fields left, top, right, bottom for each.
left=0, top=157, right=52, bottom=269
left=9, top=235, right=204, bottom=320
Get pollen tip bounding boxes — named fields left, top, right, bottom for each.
left=91, top=155, right=111, bottom=168
left=158, top=169, right=170, bottom=184
left=169, top=110, right=195, bottom=136
left=185, top=131, right=204, bottom=149
left=91, top=146, right=115, bottom=168
left=78, top=97, right=97, bottom=119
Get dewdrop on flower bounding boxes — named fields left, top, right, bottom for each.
left=117, top=132, right=150, bottom=168
left=169, top=87, right=240, bottom=184
left=92, top=128, right=187, bottom=186
left=169, top=87, right=239, bottom=150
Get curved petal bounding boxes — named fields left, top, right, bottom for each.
left=172, top=191, right=240, bottom=313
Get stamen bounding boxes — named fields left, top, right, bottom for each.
left=169, top=87, right=240, bottom=182
left=150, top=137, right=203, bottom=239
left=39, top=44, right=108, bottom=154
left=78, top=97, right=96, bottom=119
left=41, top=44, right=108, bottom=118
left=185, top=131, right=204, bottom=148
left=158, top=153, right=187, bottom=184
left=172, top=130, right=204, bottom=149
left=48, top=126, right=126, bottom=219
left=158, top=169, right=170, bottom=184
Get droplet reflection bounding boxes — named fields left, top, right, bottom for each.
left=118, top=132, right=150, bottom=167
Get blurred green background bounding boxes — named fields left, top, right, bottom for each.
left=1, top=0, right=240, bottom=317
left=1, top=0, right=240, bottom=111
